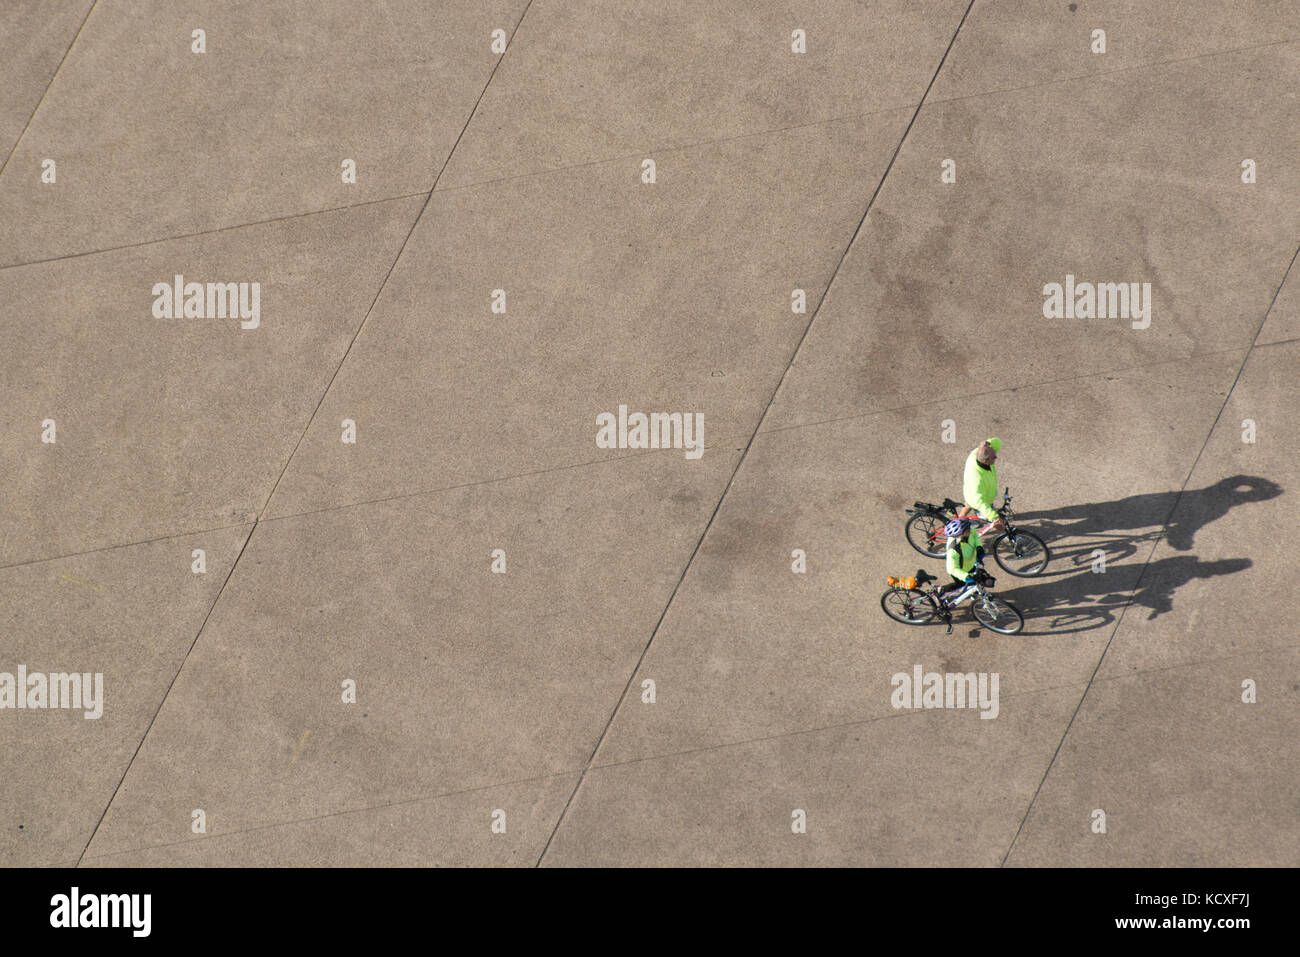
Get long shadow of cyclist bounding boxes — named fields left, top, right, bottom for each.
left=1017, top=475, right=1280, bottom=551
left=983, top=476, right=1279, bottom=635
left=1002, top=554, right=1253, bottom=634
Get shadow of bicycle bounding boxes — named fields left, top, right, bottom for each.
left=989, top=475, right=1279, bottom=636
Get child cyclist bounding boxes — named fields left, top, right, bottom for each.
left=940, top=518, right=986, bottom=604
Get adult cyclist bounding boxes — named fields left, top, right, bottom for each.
left=959, top=437, right=1005, bottom=533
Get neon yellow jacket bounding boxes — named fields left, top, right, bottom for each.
left=946, top=531, right=983, bottom=580
left=963, top=448, right=999, bottom=521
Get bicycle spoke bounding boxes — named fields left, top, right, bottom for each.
left=995, top=531, right=1049, bottom=576
left=906, top=512, right=948, bottom=558
left=881, top=588, right=938, bottom=625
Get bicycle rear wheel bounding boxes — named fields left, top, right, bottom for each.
left=905, top=511, right=948, bottom=558
left=881, top=588, right=941, bottom=625
left=972, top=596, right=1024, bottom=634
left=993, top=530, right=1049, bottom=576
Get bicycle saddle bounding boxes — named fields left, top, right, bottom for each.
left=942, top=498, right=962, bottom=510
left=914, top=569, right=936, bottom=584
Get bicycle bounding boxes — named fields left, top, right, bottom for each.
left=880, top=567, right=1024, bottom=635
left=904, top=487, right=1050, bottom=577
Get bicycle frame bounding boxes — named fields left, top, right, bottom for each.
left=939, top=574, right=1014, bottom=627
left=914, top=578, right=997, bottom=634
left=916, top=490, right=1017, bottom=548
left=940, top=581, right=983, bottom=607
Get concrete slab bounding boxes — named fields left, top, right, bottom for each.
left=1005, top=647, right=1300, bottom=866
left=764, top=43, right=1299, bottom=431
left=265, top=112, right=912, bottom=519
left=0, top=524, right=251, bottom=867
left=1096, top=342, right=1297, bottom=679
left=2, top=1, right=1294, bottom=870
left=0, top=0, right=526, bottom=266
left=0, top=196, right=422, bottom=565
left=0, top=1, right=92, bottom=165
left=438, top=0, right=969, bottom=190
left=1255, top=256, right=1299, bottom=345
left=543, top=683, right=1081, bottom=866
left=591, top=350, right=1244, bottom=766
left=83, top=450, right=738, bottom=858
left=930, top=0, right=1300, bottom=104
left=82, top=773, right=577, bottom=867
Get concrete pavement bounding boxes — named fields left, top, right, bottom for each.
left=2, top=0, right=1295, bottom=867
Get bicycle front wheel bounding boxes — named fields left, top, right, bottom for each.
left=993, top=530, right=1050, bottom=576
left=881, top=588, right=940, bottom=625
left=972, top=596, right=1024, bottom=634
left=905, top=511, right=948, bottom=558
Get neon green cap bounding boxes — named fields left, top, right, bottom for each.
left=987, top=438, right=1003, bottom=452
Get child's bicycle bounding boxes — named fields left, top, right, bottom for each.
left=880, top=567, right=1024, bottom=634
left=903, top=487, right=1049, bottom=577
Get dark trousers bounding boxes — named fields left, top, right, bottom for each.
left=939, top=576, right=968, bottom=602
